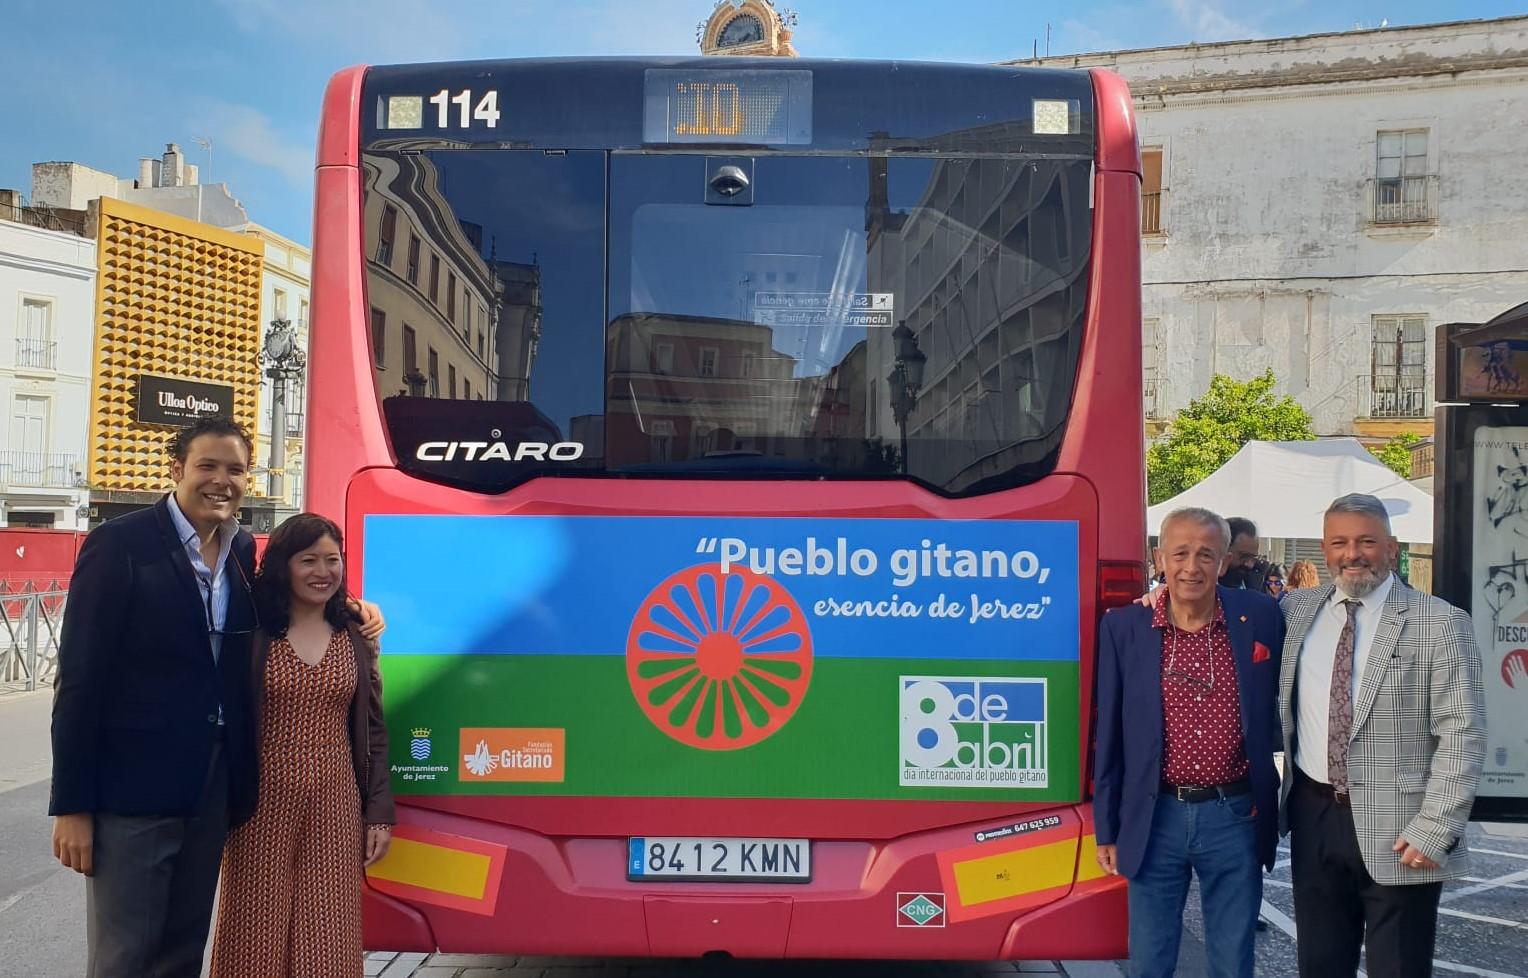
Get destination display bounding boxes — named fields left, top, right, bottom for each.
left=643, top=69, right=812, bottom=145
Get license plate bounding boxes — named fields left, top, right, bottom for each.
left=627, top=836, right=811, bottom=882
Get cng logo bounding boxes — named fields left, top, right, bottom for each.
left=896, top=892, right=947, bottom=928
left=900, top=677, right=1048, bottom=788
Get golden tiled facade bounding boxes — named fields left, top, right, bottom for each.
left=88, top=197, right=264, bottom=490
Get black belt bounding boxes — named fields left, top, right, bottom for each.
left=1294, top=767, right=1349, bottom=806
left=1161, top=778, right=1251, bottom=803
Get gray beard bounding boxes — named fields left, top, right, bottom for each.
left=1334, top=566, right=1389, bottom=599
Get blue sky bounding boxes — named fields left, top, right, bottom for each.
left=3, top=0, right=1521, bottom=242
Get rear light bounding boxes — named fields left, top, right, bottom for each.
left=1097, top=560, right=1147, bottom=614
left=1087, top=560, right=1148, bottom=801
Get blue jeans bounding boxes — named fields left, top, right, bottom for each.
left=1127, top=791, right=1262, bottom=978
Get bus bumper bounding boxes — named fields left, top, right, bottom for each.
left=363, top=803, right=1128, bottom=960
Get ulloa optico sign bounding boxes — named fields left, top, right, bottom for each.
left=135, top=374, right=236, bottom=426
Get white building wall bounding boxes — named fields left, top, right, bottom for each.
left=0, top=217, right=96, bottom=528
left=1025, top=16, right=1528, bottom=435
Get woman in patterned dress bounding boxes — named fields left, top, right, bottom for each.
left=210, top=513, right=394, bottom=978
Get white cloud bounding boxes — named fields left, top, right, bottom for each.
left=1164, top=0, right=1262, bottom=41
left=192, top=101, right=312, bottom=188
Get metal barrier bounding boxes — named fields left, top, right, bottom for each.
left=0, top=590, right=67, bottom=693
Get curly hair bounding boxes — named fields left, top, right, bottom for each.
left=254, top=513, right=357, bottom=637
left=1288, top=559, right=1321, bottom=589
left=167, top=417, right=254, bottom=464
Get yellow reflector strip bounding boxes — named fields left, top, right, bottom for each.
left=1076, top=834, right=1107, bottom=882
left=366, top=837, right=492, bottom=900
left=951, top=838, right=1078, bottom=907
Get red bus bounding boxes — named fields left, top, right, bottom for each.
left=307, top=57, right=1145, bottom=960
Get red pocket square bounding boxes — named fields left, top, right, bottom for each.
left=1252, top=641, right=1272, bottom=664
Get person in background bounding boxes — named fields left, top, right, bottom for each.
left=1220, top=517, right=1263, bottom=590
left=1264, top=564, right=1289, bottom=604
left=1287, top=560, right=1320, bottom=591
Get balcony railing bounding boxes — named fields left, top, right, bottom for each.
left=1143, top=375, right=1159, bottom=417
left=1142, top=191, right=1163, bottom=234
left=1359, top=375, right=1430, bottom=419
left=1367, top=175, right=1439, bottom=226
left=0, top=452, right=79, bottom=488
left=15, top=339, right=57, bottom=370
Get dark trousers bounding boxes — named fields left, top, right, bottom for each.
left=85, top=743, right=229, bottom=978
left=1290, top=772, right=1443, bottom=978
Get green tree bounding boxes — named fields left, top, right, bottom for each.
left=1375, top=432, right=1421, bottom=481
left=1147, top=370, right=1317, bottom=504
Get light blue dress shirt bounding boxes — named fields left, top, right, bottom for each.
left=166, top=492, right=239, bottom=665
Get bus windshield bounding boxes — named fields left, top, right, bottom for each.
left=365, top=148, right=1093, bottom=495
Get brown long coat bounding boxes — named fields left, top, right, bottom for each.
left=250, top=622, right=396, bottom=827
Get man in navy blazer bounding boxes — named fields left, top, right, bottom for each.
left=1094, top=507, right=1285, bottom=978
left=51, top=418, right=260, bottom=978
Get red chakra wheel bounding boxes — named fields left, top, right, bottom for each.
left=627, top=563, right=813, bottom=751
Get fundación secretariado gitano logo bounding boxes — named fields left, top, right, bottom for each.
left=459, top=728, right=566, bottom=782
left=900, top=677, right=1049, bottom=787
left=626, top=563, right=814, bottom=751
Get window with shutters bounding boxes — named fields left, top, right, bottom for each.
left=370, top=308, right=387, bottom=369
left=1141, top=147, right=1164, bottom=234
left=377, top=206, right=397, bottom=265
left=1371, top=130, right=1436, bottom=225
left=1367, top=315, right=1428, bottom=418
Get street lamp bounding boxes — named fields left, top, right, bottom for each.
left=261, top=317, right=307, bottom=501
left=887, top=322, right=926, bottom=473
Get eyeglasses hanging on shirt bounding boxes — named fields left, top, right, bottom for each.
left=1162, top=630, right=1214, bottom=700
left=197, top=557, right=262, bottom=638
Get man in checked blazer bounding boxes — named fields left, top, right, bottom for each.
left=1279, top=493, right=1486, bottom=978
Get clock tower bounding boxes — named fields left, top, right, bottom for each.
left=697, top=0, right=799, bottom=57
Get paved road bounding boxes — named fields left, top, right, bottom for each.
left=5, top=689, right=1524, bottom=978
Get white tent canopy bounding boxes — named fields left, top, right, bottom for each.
left=1146, top=439, right=1433, bottom=544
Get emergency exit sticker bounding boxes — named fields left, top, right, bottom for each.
left=753, top=292, right=894, bottom=327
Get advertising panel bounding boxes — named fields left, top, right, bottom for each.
left=366, top=515, right=1080, bottom=802
left=135, top=374, right=237, bottom=427
left=1470, top=426, right=1528, bottom=802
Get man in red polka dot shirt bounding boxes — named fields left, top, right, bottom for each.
left=1095, top=507, right=1285, bottom=977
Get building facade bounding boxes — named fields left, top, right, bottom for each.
left=362, top=152, right=533, bottom=406
left=240, top=224, right=311, bottom=510
left=0, top=200, right=95, bottom=528
left=697, top=0, right=798, bottom=57
left=1018, top=16, right=1528, bottom=440
left=11, top=144, right=306, bottom=527
left=85, top=197, right=264, bottom=524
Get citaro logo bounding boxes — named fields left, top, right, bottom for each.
left=626, top=563, right=813, bottom=751
left=458, top=728, right=565, bottom=782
